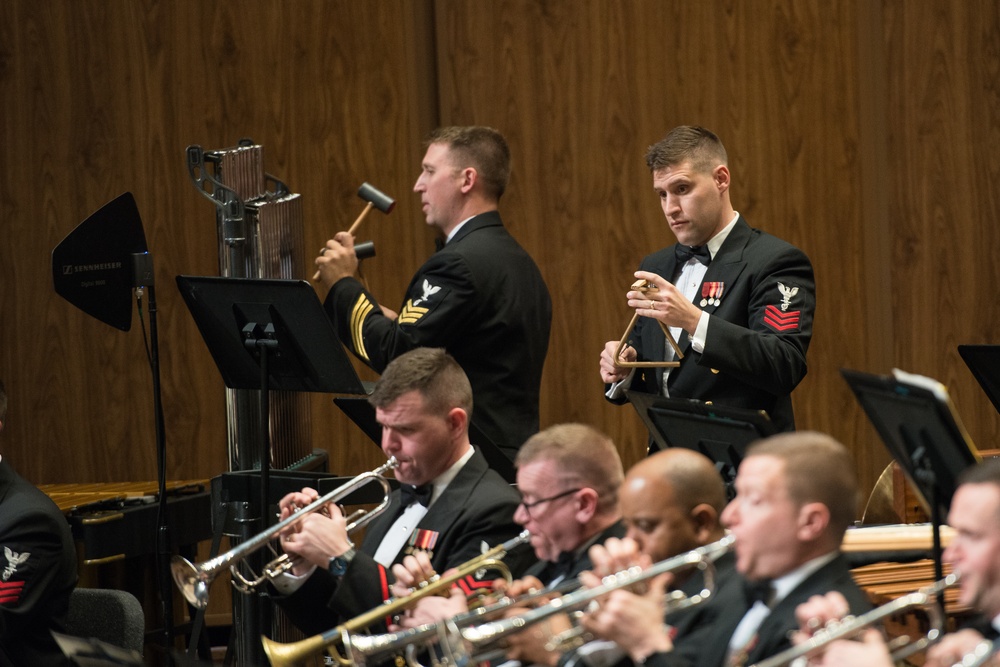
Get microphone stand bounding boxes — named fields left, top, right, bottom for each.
left=132, top=252, right=175, bottom=652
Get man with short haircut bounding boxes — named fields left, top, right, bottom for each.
left=600, top=125, right=815, bottom=433
left=317, top=126, right=552, bottom=463
left=0, top=380, right=78, bottom=666
left=392, top=423, right=626, bottom=666
left=792, top=458, right=1000, bottom=667
left=610, top=432, right=868, bottom=667
left=570, top=448, right=736, bottom=667
left=272, top=348, right=530, bottom=636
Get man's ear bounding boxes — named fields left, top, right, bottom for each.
left=459, top=167, right=478, bottom=194
left=689, top=503, right=721, bottom=542
left=446, top=407, right=468, bottom=440
left=575, top=487, right=599, bottom=523
left=796, top=502, right=831, bottom=542
left=713, top=164, right=731, bottom=194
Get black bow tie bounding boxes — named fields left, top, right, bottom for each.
left=744, top=579, right=774, bottom=607
left=539, top=550, right=578, bottom=584
left=400, top=483, right=433, bottom=508
left=674, top=244, right=711, bottom=266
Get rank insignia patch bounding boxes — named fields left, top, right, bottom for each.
left=764, top=305, right=801, bottom=332
left=398, top=300, right=430, bottom=325
left=0, top=580, right=25, bottom=605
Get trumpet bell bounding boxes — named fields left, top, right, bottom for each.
left=171, top=555, right=212, bottom=609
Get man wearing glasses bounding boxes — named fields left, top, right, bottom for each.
left=392, top=423, right=625, bottom=665
left=513, top=424, right=627, bottom=584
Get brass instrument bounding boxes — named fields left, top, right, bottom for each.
left=261, top=530, right=532, bottom=667
left=171, top=458, right=398, bottom=609
left=749, top=573, right=959, bottom=667
left=954, top=640, right=997, bottom=667
left=447, top=535, right=733, bottom=662
left=544, top=549, right=717, bottom=653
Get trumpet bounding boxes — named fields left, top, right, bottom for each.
left=448, top=535, right=734, bottom=662
left=261, top=530, right=532, bottom=667
left=545, top=546, right=719, bottom=653
left=171, top=457, right=398, bottom=609
left=749, top=572, right=959, bottom=667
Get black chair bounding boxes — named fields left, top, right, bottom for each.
left=65, top=587, right=145, bottom=656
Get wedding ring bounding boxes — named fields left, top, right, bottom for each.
left=649, top=300, right=655, bottom=310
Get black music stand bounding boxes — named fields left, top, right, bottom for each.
left=626, top=391, right=776, bottom=499
left=959, top=344, right=1000, bottom=415
left=841, top=367, right=981, bottom=590
left=176, top=274, right=368, bottom=518
left=334, top=395, right=517, bottom=483
left=175, top=275, right=367, bottom=658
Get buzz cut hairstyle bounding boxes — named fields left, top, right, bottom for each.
left=746, top=431, right=860, bottom=537
left=368, top=347, right=473, bottom=418
left=644, top=125, right=728, bottom=176
left=957, top=458, right=1000, bottom=525
left=428, top=126, right=511, bottom=201
left=958, top=458, right=1000, bottom=489
left=516, top=423, right=624, bottom=513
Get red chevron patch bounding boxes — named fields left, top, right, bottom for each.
left=0, top=580, right=25, bottom=605
left=764, top=305, right=801, bottom=332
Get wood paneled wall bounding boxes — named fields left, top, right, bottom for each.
left=1, top=0, right=998, bottom=510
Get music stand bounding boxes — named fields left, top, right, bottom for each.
left=176, top=275, right=368, bottom=510
left=175, top=275, right=368, bottom=649
left=841, top=367, right=981, bottom=589
left=334, top=395, right=517, bottom=483
left=626, top=391, right=776, bottom=499
left=958, top=345, right=1000, bottom=415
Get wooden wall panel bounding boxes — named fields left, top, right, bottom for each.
left=0, top=0, right=434, bottom=483
left=2, top=0, right=999, bottom=515
left=882, top=0, right=1000, bottom=452
left=431, top=0, right=877, bottom=481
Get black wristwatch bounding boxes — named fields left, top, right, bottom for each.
left=328, top=548, right=356, bottom=576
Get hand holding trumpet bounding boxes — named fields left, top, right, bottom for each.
left=578, top=538, right=677, bottom=662
left=277, top=486, right=353, bottom=576
left=389, top=552, right=470, bottom=631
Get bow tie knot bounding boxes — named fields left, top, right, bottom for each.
left=674, top=244, right=712, bottom=267
left=744, top=579, right=774, bottom=607
left=400, top=483, right=433, bottom=508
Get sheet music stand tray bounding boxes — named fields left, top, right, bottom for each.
left=176, top=274, right=370, bottom=510
left=626, top=390, right=776, bottom=498
left=958, top=344, right=1000, bottom=416
left=841, top=367, right=981, bottom=588
left=176, top=276, right=367, bottom=395
left=334, top=395, right=517, bottom=482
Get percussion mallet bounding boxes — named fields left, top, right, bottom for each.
left=314, top=182, right=396, bottom=280
left=348, top=182, right=396, bottom=235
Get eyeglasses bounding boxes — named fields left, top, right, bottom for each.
left=518, top=487, right=582, bottom=517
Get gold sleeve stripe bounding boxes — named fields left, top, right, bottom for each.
left=398, top=300, right=430, bottom=325
left=350, top=295, right=374, bottom=361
